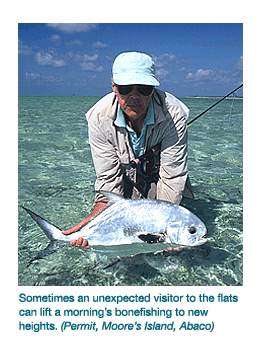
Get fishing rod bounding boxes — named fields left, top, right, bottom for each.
left=187, top=83, right=243, bottom=126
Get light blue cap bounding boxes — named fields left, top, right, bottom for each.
left=112, top=51, right=160, bottom=86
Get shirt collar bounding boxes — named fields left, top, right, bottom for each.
left=115, top=99, right=154, bottom=129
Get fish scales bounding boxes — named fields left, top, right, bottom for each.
left=84, top=199, right=172, bottom=245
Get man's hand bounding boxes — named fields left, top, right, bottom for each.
left=61, top=200, right=108, bottom=249
left=62, top=218, right=90, bottom=249
left=70, top=236, right=89, bottom=249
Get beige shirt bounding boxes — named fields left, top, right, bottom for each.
left=86, top=89, right=190, bottom=204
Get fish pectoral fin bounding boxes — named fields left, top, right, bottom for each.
left=138, top=233, right=166, bottom=244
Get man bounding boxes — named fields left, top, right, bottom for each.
left=62, top=51, right=193, bottom=248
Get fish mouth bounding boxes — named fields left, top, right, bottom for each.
left=196, top=234, right=207, bottom=245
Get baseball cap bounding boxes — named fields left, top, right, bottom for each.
left=112, top=52, right=160, bottom=86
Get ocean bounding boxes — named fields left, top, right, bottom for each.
left=18, top=95, right=243, bottom=286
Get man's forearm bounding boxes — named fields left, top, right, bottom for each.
left=62, top=200, right=108, bottom=235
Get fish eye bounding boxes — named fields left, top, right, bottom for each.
left=188, top=226, right=197, bottom=234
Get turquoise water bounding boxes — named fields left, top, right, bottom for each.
left=18, top=95, right=243, bottom=286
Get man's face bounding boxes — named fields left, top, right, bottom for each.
left=112, top=83, right=154, bottom=121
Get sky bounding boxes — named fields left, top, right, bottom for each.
left=18, top=23, right=243, bottom=97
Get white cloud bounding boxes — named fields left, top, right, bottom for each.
left=66, top=52, right=99, bottom=64
left=185, top=68, right=241, bottom=86
left=235, top=55, right=243, bottom=71
left=156, top=68, right=169, bottom=79
left=65, top=39, right=83, bottom=46
left=25, top=72, right=63, bottom=83
left=83, top=53, right=98, bottom=62
left=18, top=38, right=33, bottom=55
left=35, top=51, right=65, bottom=67
left=25, top=72, right=41, bottom=80
left=92, top=41, right=107, bottom=48
left=50, top=34, right=61, bottom=41
left=80, top=62, right=103, bottom=72
left=153, top=53, right=176, bottom=68
left=46, top=23, right=98, bottom=33
left=153, top=53, right=177, bottom=82
left=66, top=52, right=83, bottom=61
left=186, top=69, right=214, bottom=82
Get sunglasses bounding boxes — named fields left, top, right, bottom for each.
left=115, top=84, right=155, bottom=96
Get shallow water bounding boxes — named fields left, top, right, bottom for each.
left=18, top=95, right=243, bottom=286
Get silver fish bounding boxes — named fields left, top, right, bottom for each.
left=23, top=191, right=207, bottom=261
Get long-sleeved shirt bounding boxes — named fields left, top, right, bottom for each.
left=86, top=89, right=190, bottom=204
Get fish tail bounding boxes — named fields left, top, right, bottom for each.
left=22, top=206, right=68, bottom=243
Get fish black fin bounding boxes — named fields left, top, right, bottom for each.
left=138, top=233, right=166, bottom=244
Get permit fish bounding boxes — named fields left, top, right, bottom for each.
left=22, top=191, right=207, bottom=263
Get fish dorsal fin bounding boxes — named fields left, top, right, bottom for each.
left=95, top=190, right=125, bottom=204
left=138, top=233, right=166, bottom=244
